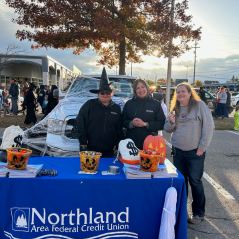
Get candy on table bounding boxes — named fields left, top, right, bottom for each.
left=141, top=149, right=161, bottom=155
left=81, top=151, right=100, bottom=156
left=9, top=149, right=28, bottom=153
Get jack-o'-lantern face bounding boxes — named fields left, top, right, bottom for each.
left=143, top=133, right=166, bottom=164
left=140, top=157, right=153, bottom=170
left=83, top=158, right=97, bottom=171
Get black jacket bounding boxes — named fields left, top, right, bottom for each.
left=45, top=85, right=58, bottom=116
left=199, top=90, right=207, bottom=103
left=22, top=83, right=37, bottom=125
left=122, top=96, right=165, bottom=149
left=9, top=82, right=19, bottom=98
left=37, top=85, right=45, bottom=102
left=226, top=92, right=231, bottom=107
left=75, top=98, right=122, bottom=151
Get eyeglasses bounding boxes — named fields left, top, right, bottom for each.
left=100, top=91, right=111, bottom=95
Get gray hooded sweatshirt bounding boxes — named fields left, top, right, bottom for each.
left=164, top=101, right=214, bottom=152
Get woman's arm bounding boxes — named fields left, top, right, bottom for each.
left=198, top=102, right=215, bottom=152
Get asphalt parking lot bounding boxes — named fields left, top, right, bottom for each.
left=163, top=130, right=239, bottom=239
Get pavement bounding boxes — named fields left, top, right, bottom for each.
left=163, top=130, right=239, bottom=239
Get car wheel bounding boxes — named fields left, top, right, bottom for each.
left=237, top=101, right=239, bottom=106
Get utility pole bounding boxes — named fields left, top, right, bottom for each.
left=193, top=41, right=200, bottom=85
left=166, top=0, right=175, bottom=112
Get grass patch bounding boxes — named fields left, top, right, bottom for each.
left=0, top=114, right=43, bottom=128
left=214, top=118, right=235, bottom=130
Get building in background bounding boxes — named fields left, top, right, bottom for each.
left=0, top=54, right=81, bottom=92
left=175, top=79, right=188, bottom=85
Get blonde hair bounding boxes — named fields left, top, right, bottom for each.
left=170, top=82, right=201, bottom=117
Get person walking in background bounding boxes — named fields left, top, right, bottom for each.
left=198, top=86, right=207, bottom=103
left=37, top=85, right=45, bottom=114
left=215, top=87, right=227, bottom=120
left=234, top=105, right=239, bottom=130
left=9, top=78, right=19, bottom=115
left=22, top=82, right=29, bottom=98
left=0, top=83, right=5, bottom=117
left=2, top=90, right=11, bottom=115
left=45, top=85, right=58, bottom=116
left=22, top=83, right=37, bottom=125
left=44, top=85, right=49, bottom=95
left=164, top=82, right=214, bottom=224
left=42, top=95, right=48, bottom=115
left=225, top=88, right=231, bottom=118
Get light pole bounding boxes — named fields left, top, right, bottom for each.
left=186, top=66, right=188, bottom=79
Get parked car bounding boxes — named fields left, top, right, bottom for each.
left=22, top=75, right=136, bottom=157
left=231, top=92, right=239, bottom=97
left=231, top=94, right=239, bottom=107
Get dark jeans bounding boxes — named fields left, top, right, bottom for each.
left=173, top=148, right=206, bottom=217
left=216, top=103, right=226, bottom=117
left=11, top=96, right=18, bottom=114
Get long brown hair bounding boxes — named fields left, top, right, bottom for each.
left=170, top=82, right=201, bottom=118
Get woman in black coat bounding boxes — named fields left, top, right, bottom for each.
left=122, top=79, right=165, bottom=149
left=45, top=85, right=58, bottom=116
left=22, top=83, right=37, bottom=125
left=225, top=88, right=231, bottom=118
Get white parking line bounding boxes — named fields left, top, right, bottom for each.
left=164, top=139, right=235, bottom=200
left=227, top=130, right=239, bottom=136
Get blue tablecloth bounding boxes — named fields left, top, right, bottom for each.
left=0, top=156, right=187, bottom=239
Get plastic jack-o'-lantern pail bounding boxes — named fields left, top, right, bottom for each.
left=6, top=147, right=32, bottom=170
left=79, top=151, right=102, bottom=172
left=139, top=150, right=161, bottom=172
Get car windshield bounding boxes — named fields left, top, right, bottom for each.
left=66, top=77, right=133, bottom=98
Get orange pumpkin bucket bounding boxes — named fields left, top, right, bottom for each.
left=143, top=133, right=166, bottom=164
left=79, top=151, right=102, bottom=172
left=6, top=147, right=32, bottom=170
left=139, top=150, right=161, bottom=172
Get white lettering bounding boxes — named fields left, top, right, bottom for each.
left=68, top=210, right=75, bottom=225
left=94, top=212, right=105, bottom=224
left=106, top=212, right=116, bottom=223
left=31, top=208, right=46, bottom=225
left=118, top=207, right=129, bottom=223
left=77, top=209, right=87, bottom=225
left=61, top=214, right=67, bottom=225
left=48, top=213, right=60, bottom=225
left=89, top=208, right=92, bottom=224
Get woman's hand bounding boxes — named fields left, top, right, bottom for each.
left=169, top=114, right=175, bottom=124
left=132, top=118, right=146, bottom=127
left=196, top=149, right=204, bottom=156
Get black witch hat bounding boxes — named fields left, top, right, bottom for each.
left=90, top=67, right=112, bottom=94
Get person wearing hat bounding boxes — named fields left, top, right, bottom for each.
left=9, top=78, right=20, bottom=115
left=75, top=67, right=122, bottom=158
left=198, top=86, right=207, bottom=103
left=22, top=83, right=37, bottom=125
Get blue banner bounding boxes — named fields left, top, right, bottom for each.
left=0, top=156, right=187, bottom=239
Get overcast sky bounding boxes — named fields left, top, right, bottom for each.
left=1, top=0, right=239, bottom=83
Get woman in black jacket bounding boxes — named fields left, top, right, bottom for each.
left=22, top=83, right=37, bottom=125
left=45, top=85, right=58, bottom=116
left=122, top=79, right=165, bottom=149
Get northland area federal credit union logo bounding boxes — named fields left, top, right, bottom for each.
left=11, top=207, right=30, bottom=232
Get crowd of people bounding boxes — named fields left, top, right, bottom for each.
left=0, top=78, right=58, bottom=125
